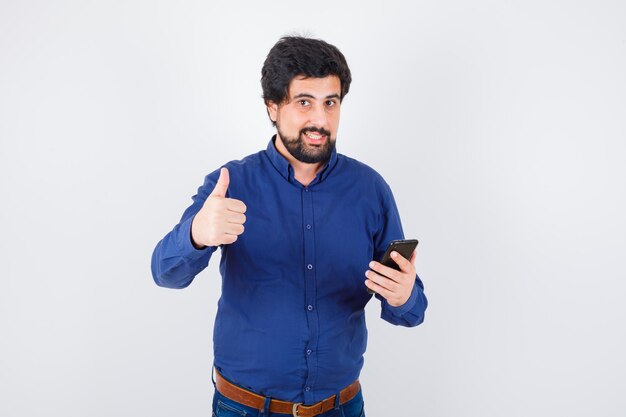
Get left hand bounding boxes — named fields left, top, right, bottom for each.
left=365, top=251, right=416, bottom=307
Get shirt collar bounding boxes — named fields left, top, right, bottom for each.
left=265, top=135, right=339, bottom=184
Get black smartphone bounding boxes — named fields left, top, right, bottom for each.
left=379, top=239, right=419, bottom=271
left=367, top=239, right=419, bottom=294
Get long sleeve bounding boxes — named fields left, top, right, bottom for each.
left=151, top=168, right=221, bottom=289
left=372, top=179, right=428, bottom=327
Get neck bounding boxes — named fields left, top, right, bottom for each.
left=274, top=134, right=325, bottom=187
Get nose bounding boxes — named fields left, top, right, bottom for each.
left=308, top=103, right=328, bottom=129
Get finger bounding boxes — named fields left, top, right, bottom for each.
left=409, top=250, right=417, bottom=264
left=364, top=279, right=393, bottom=300
left=210, top=167, right=230, bottom=198
left=221, top=234, right=238, bottom=245
left=226, top=212, right=246, bottom=225
left=390, top=251, right=413, bottom=272
left=365, top=269, right=398, bottom=293
left=224, top=223, right=245, bottom=236
left=225, top=198, right=247, bottom=214
left=369, top=261, right=401, bottom=283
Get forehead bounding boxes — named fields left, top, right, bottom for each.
left=287, top=75, right=341, bottom=98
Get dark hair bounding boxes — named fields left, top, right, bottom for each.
left=261, top=36, right=352, bottom=118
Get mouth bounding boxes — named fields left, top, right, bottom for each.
left=303, top=131, right=327, bottom=145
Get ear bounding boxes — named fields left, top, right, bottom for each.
left=266, top=100, right=279, bottom=123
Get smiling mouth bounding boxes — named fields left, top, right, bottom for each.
left=303, top=131, right=326, bottom=143
left=305, top=131, right=323, bottom=139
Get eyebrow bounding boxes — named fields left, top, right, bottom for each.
left=292, top=93, right=341, bottom=100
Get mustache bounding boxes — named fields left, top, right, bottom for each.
left=301, top=127, right=331, bottom=137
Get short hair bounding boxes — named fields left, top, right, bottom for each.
left=261, top=36, right=352, bottom=111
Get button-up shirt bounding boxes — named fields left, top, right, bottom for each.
left=151, top=136, right=428, bottom=404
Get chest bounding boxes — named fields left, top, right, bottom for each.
left=225, top=178, right=381, bottom=276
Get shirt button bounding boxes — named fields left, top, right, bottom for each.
left=307, top=264, right=313, bottom=270
left=305, top=386, right=311, bottom=392
left=306, top=224, right=312, bottom=230
left=304, top=188, right=309, bottom=192
left=306, top=349, right=312, bottom=355
left=307, top=305, right=313, bottom=311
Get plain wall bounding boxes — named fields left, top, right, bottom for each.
left=1, top=1, right=625, bottom=416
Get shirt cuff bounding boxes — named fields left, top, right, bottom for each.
left=383, top=281, right=418, bottom=317
left=175, top=215, right=215, bottom=260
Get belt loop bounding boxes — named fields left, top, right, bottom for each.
left=262, top=395, right=271, bottom=416
left=333, top=390, right=341, bottom=410
left=211, top=365, right=216, bottom=388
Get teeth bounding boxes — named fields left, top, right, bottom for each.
left=306, top=132, right=322, bottom=139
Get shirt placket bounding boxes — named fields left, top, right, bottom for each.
left=302, top=185, right=319, bottom=404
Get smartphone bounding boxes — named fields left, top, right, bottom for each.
left=379, top=239, right=419, bottom=271
left=367, top=239, right=419, bottom=294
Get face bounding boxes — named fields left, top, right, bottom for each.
left=267, top=75, right=342, bottom=164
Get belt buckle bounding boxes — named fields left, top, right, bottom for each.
left=292, top=402, right=302, bottom=417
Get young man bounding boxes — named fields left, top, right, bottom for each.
left=151, top=36, right=427, bottom=417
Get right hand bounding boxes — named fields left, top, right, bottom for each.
left=191, top=167, right=247, bottom=248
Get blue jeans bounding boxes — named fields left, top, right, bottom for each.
left=211, top=389, right=366, bottom=417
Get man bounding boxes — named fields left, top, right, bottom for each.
left=151, top=36, right=427, bottom=417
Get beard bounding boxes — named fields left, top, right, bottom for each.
left=276, top=124, right=336, bottom=164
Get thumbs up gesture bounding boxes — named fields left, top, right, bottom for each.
left=191, top=168, right=247, bottom=248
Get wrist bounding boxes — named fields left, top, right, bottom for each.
left=191, top=236, right=206, bottom=250
left=190, top=216, right=207, bottom=250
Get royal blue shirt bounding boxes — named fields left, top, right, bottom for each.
left=151, top=137, right=427, bottom=404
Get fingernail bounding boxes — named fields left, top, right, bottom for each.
left=369, top=261, right=375, bottom=268
left=391, top=251, right=398, bottom=258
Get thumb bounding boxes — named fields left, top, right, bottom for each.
left=210, top=167, right=229, bottom=198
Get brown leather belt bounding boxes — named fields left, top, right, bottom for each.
left=214, top=369, right=361, bottom=417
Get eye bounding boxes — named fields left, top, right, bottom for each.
left=298, top=99, right=310, bottom=107
left=325, top=100, right=337, bottom=107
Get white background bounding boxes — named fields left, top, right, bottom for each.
left=2, top=1, right=625, bottom=416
